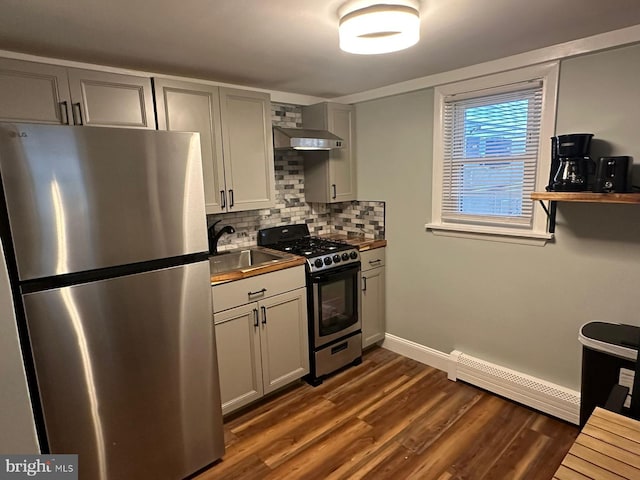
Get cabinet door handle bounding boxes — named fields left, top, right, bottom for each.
left=220, top=190, right=226, bottom=209
left=253, top=308, right=259, bottom=328
left=71, top=102, right=83, bottom=125
left=261, top=306, right=267, bottom=325
left=362, top=276, right=367, bottom=292
left=369, top=259, right=382, bottom=266
left=229, top=189, right=234, bottom=208
left=248, top=288, right=267, bottom=298
left=59, top=101, right=70, bottom=125
left=332, top=184, right=337, bottom=200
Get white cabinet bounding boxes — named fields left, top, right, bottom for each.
left=0, top=58, right=155, bottom=128
left=154, top=79, right=276, bottom=214
left=302, top=102, right=357, bottom=203
left=213, top=303, right=263, bottom=411
left=212, top=266, right=309, bottom=414
left=360, top=248, right=386, bottom=348
left=154, top=79, right=225, bottom=214
left=259, top=288, right=309, bottom=394
left=0, top=58, right=69, bottom=125
left=66, top=68, right=155, bottom=129
left=219, top=88, right=276, bottom=212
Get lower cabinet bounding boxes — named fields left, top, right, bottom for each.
left=361, top=248, right=386, bottom=348
left=213, top=267, right=309, bottom=415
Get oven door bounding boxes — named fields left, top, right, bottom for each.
left=310, top=262, right=361, bottom=349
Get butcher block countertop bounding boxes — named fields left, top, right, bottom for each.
left=209, top=235, right=386, bottom=285
left=210, top=247, right=306, bottom=285
left=319, top=233, right=387, bottom=251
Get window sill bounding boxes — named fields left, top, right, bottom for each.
left=425, top=223, right=553, bottom=246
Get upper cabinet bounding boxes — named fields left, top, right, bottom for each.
left=302, top=102, right=357, bottom=203
left=1, top=58, right=276, bottom=214
left=218, top=88, right=276, bottom=212
left=66, top=68, right=155, bottom=129
left=0, top=58, right=155, bottom=129
left=0, top=58, right=69, bottom=125
left=154, top=79, right=226, bottom=214
left=154, top=80, right=275, bottom=214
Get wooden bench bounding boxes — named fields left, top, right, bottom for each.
left=554, top=407, right=640, bottom=479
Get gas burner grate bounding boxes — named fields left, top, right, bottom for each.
left=271, top=237, right=351, bottom=257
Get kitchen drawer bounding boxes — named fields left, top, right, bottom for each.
left=212, top=265, right=305, bottom=313
left=361, top=248, right=385, bottom=271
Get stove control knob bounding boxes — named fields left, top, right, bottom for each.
left=333, top=254, right=341, bottom=263
left=324, top=256, right=332, bottom=266
left=314, top=258, right=323, bottom=268
left=341, top=252, right=349, bottom=261
left=349, top=251, right=358, bottom=260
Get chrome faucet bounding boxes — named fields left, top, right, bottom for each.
left=208, top=220, right=236, bottom=255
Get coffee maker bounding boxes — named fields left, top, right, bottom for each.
left=547, top=133, right=594, bottom=191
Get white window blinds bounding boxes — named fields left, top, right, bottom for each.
left=441, top=81, right=543, bottom=226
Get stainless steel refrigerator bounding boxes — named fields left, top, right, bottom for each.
left=0, top=123, right=224, bottom=479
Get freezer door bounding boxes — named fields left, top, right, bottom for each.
left=22, top=261, right=224, bottom=480
left=0, top=123, right=207, bottom=280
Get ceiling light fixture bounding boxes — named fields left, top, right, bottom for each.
left=339, top=1, right=420, bottom=55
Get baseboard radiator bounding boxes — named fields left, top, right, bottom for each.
left=448, top=350, right=580, bottom=425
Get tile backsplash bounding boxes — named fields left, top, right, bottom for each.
left=330, top=201, right=385, bottom=239
left=207, top=102, right=385, bottom=252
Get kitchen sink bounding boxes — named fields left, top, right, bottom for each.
left=209, top=248, right=285, bottom=274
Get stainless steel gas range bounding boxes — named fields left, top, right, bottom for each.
left=258, top=224, right=362, bottom=385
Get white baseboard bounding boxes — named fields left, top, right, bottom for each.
left=450, top=350, right=580, bottom=425
left=381, top=333, right=450, bottom=372
left=381, top=334, right=580, bottom=425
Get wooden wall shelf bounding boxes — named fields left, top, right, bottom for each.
left=531, top=192, right=640, bottom=233
left=531, top=192, right=640, bottom=204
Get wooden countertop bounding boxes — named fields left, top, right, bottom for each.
left=554, top=407, right=640, bottom=479
left=210, top=235, right=387, bottom=285
left=210, top=247, right=306, bottom=285
left=318, top=233, right=387, bottom=251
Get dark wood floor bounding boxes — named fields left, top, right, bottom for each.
left=196, top=347, right=579, bottom=480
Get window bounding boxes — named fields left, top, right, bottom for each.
left=428, top=63, right=559, bottom=244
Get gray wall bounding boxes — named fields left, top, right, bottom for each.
left=355, top=43, right=640, bottom=391
left=0, top=238, right=39, bottom=453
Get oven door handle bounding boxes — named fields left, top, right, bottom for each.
left=309, top=262, right=361, bottom=283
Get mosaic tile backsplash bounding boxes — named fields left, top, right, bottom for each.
left=207, top=103, right=385, bottom=252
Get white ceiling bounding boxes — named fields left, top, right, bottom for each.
left=1, top=0, right=640, bottom=99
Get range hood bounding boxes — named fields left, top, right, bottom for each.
left=273, top=126, right=343, bottom=151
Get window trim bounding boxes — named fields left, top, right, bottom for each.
left=427, top=62, right=559, bottom=245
